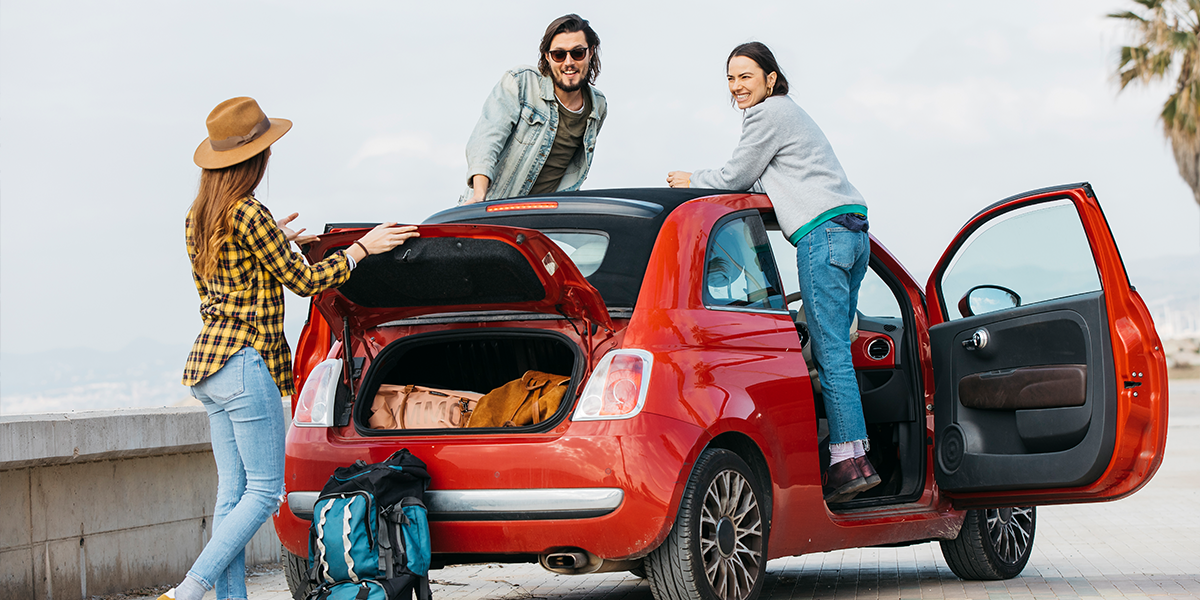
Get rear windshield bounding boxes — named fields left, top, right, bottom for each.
left=545, top=231, right=609, bottom=277
left=425, top=188, right=731, bottom=307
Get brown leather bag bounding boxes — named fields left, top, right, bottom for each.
left=467, top=371, right=571, bottom=428
left=369, top=384, right=483, bottom=430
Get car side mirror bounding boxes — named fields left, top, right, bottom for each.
left=958, top=284, right=1021, bottom=318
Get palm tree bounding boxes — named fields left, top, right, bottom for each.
left=1111, top=0, right=1200, bottom=215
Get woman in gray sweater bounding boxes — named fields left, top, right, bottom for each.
left=667, top=42, right=877, bottom=504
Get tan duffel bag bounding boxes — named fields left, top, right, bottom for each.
left=369, top=384, right=484, bottom=430
left=467, top=371, right=570, bottom=428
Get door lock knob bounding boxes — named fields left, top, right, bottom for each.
left=962, top=328, right=989, bottom=351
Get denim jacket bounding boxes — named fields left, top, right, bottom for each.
left=461, top=66, right=607, bottom=203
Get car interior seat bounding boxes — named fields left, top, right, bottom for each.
left=706, top=256, right=745, bottom=303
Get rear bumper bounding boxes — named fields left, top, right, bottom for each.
left=275, top=413, right=703, bottom=560
left=288, top=487, right=624, bottom=521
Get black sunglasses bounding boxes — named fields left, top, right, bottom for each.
left=548, top=47, right=588, bottom=62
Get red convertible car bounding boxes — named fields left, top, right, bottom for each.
left=275, top=183, right=1167, bottom=600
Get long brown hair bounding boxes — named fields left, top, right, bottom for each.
left=188, top=149, right=269, bottom=280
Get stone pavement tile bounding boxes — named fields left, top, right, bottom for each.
left=1155, top=581, right=1187, bottom=596
left=1114, top=581, right=1145, bottom=593
left=958, top=581, right=986, bottom=594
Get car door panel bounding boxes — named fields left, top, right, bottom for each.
left=926, top=183, right=1167, bottom=509
left=930, top=293, right=1116, bottom=491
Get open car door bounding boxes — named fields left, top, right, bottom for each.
left=926, top=183, right=1168, bottom=509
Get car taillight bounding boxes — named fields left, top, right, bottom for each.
left=485, top=201, right=559, bottom=212
left=293, top=358, right=341, bottom=428
left=572, top=350, right=653, bottom=421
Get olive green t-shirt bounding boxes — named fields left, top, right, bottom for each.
left=530, top=93, right=591, bottom=195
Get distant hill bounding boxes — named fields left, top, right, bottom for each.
left=1124, top=253, right=1200, bottom=339
left=0, top=339, right=193, bottom=415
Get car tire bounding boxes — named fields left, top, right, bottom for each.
left=283, top=545, right=315, bottom=600
left=646, top=448, right=768, bottom=600
left=939, top=507, right=1036, bottom=580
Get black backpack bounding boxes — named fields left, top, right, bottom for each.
left=306, top=449, right=433, bottom=600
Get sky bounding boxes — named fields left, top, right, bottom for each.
left=1, top=0, right=1197, bottom=359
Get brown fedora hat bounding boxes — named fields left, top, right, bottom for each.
left=194, top=97, right=292, bottom=169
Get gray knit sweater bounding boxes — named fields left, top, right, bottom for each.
left=691, top=95, right=866, bottom=243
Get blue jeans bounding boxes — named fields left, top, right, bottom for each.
left=796, top=220, right=870, bottom=446
left=188, top=347, right=286, bottom=600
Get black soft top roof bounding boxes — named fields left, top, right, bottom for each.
left=422, top=188, right=739, bottom=308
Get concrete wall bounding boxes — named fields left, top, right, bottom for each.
left=1, top=406, right=282, bottom=600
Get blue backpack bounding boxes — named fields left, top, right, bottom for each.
left=307, top=449, right=432, bottom=600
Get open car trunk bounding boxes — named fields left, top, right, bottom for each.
left=299, top=224, right=611, bottom=436
left=354, top=329, right=583, bottom=435
left=305, top=224, right=613, bottom=333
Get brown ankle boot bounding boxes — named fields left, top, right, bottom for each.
left=854, top=455, right=882, bottom=492
left=823, top=457, right=869, bottom=503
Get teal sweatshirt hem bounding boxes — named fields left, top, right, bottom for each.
left=787, top=204, right=868, bottom=246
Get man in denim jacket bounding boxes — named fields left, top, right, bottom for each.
left=461, top=14, right=608, bottom=204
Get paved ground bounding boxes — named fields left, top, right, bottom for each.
left=128, top=380, right=1200, bottom=600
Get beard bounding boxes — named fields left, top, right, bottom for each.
left=551, top=66, right=588, bottom=93
left=556, top=80, right=584, bottom=93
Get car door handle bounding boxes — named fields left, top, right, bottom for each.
left=962, top=328, right=990, bottom=351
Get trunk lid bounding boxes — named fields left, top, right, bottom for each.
left=305, top=224, right=614, bottom=332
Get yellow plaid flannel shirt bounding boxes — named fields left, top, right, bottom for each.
left=183, top=196, right=351, bottom=396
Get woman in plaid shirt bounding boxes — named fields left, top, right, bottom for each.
left=164, top=98, right=418, bottom=600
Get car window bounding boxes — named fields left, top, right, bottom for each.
left=858, top=268, right=903, bottom=318
left=705, top=215, right=785, bottom=310
left=938, top=199, right=1102, bottom=320
left=766, top=230, right=799, bottom=298
left=544, top=231, right=609, bottom=277
left=766, top=229, right=901, bottom=319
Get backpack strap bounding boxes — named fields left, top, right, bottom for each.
left=393, top=385, right=416, bottom=428
left=503, top=376, right=552, bottom=427
left=526, top=375, right=553, bottom=424
left=380, top=502, right=414, bottom=579
left=377, top=505, right=395, bottom=579
left=312, top=500, right=335, bottom=584
left=307, top=509, right=320, bottom=585
left=456, top=397, right=474, bottom=426
left=304, top=581, right=333, bottom=600
left=416, top=575, right=432, bottom=600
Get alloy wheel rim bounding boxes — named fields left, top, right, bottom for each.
left=699, top=469, right=763, bottom=600
left=985, top=507, right=1033, bottom=565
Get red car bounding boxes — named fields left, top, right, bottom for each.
left=276, top=184, right=1167, bottom=600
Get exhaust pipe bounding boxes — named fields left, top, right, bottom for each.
left=539, top=548, right=642, bottom=575
left=544, top=551, right=589, bottom=570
